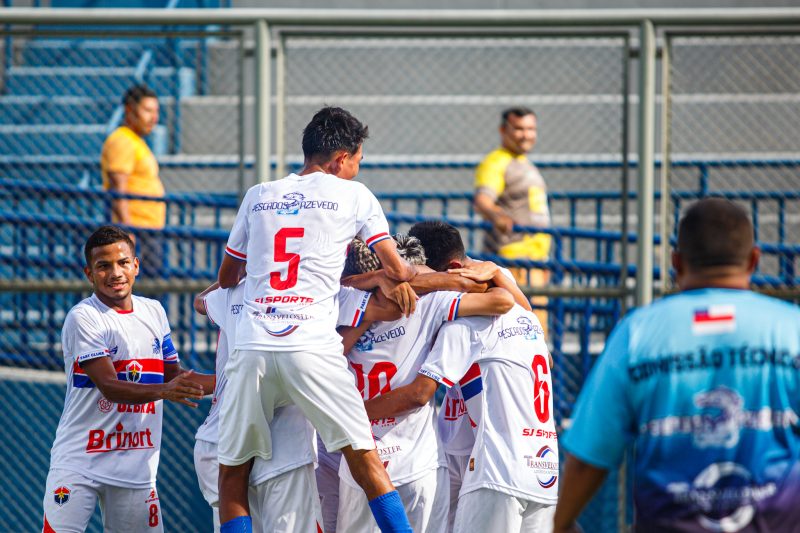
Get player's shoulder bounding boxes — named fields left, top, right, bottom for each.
left=479, top=147, right=515, bottom=167
left=132, top=295, right=168, bottom=317
left=65, top=295, right=103, bottom=322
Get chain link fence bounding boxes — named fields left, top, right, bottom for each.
left=664, top=33, right=800, bottom=293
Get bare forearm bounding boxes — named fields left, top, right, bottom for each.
left=96, top=381, right=173, bottom=404
left=111, top=199, right=132, bottom=225
left=365, top=388, right=424, bottom=420
left=411, top=272, right=488, bottom=295
left=492, top=269, right=532, bottom=311
left=341, top=271, right=383, bottom=290
left=553, top=455, right=609, bottom=531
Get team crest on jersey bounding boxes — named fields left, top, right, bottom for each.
left=108, top=345, right=118, bottom=355
left=152, top=338, right=161, bottom=355
left=97, top=397, right=114, bottom=413
left=354, top=327, right=376, bottom=352
left=126, top=361, right=143, bottom=383
left=276, top=192, right=305, bottom=215
left=53, top=486, right=71, bottom=506
left=145, top=489, right=159, bottom=503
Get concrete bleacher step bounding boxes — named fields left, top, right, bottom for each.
left=5, top=66, right=196, bottom=99
left=0, top=96, right=117, bottom=125
left=22, top=39, right=201, bottom=70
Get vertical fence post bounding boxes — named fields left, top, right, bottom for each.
left=659, top=33, right=672, bottom=293
left=636, top=19, right=656, bottom=308
left=276, top=31, right=287, bottom=180
left=255, top=18, right=271, bottom=186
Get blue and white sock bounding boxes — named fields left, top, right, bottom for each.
left=368, top=490, right=413, bottom=533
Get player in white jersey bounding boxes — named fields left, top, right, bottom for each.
left=419, top=304, right=558, bottom=533
left=335, top=234, right=517, bottom=533
left=42, top=226, right=210, bottom=533
left=193, top=281, right=321, bottom=533
left=216, top=108, right=416, bottom=533
left=407, top=220, right=538, bottom=532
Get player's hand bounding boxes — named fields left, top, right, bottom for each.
left=378, top=278, right=418, bottom=317
left=492, top=212, right=515, bottom=234
left=448, top=261, right=499, bottom=282
left=161, top=369, right=205, bottom=407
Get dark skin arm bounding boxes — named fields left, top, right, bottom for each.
left=552, top=454, right=608, bottom=533
left=106, top=171, right=132, bottom=225
left=81, top=357, right=206, bottom=407
left=165, top=362, right=216, bottom=397
left=339, top=292, right=403, bottom=354
left=194, top=281, right=220, bottom=315
left=218, top=255, right=245, bottom=289
left=364, top=374, right=439, bottom=420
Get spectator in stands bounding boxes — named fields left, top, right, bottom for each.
left=554, top=198, right=800, bottom=532
left=473, top=107, right=551, bottom=336
left=101, top=84, right=165, bottom=278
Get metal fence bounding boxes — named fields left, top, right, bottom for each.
left=1, top=7, right=800, bottom=533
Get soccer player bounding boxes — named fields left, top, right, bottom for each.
left=419, top=302, right=558, bottom=533
left=216, top=107, right=416, bottom=533
left=473, top=107, right=551, bottom=335
left=554, top=198, right=800, bottom=532
left=42, top=225, right=210, bottom=532
left=335, top=234, right=515, bottom=533
left=193, top=281, right=321, bottom=532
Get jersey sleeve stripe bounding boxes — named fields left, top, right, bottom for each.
left=351, top=309, right=364, bottom=328
left=225, top=246, right=247, bottom=260
left=365, top=232, right=390, bottom=249
left=447, top=295, right=462, bottom=321
left=459, top=363, right=483, bottom=401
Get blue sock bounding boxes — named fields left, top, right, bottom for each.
left=220, top=516, right=252, bottom=533
left=368, top=490, right=412, bottom=533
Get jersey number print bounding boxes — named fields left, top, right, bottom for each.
left=352, top=362, right=397, bottom=400
left=270, top=227, right=304, bottom=290
left=532, top=354, right=550, bottom=423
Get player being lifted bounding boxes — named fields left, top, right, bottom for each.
left=216, top=107, right=416, bottom=533
left=42, top=225, right=212, bottom=532
left=335, top=234, right=517, bottom=533
left=193, top=280, right=320, bottom=532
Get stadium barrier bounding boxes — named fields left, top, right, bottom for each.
left=2, top=7, right=800, bottom=532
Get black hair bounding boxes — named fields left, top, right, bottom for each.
left=84, top=225, right=135, bottom=267
left=342, top=234, right=426, bottom=277
left=408, top=221, right=466, bottom=272
left=677, top=198, right=754, bottom=269
left=501, top=106, right=536, bottom=126
left=122, top=85, right=158, bottom=108
left=301, top=107, right=369, bottom=161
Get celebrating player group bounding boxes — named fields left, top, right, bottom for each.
left=42, top=106, right=800, bottom=533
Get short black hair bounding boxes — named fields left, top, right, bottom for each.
left=677, top=198, right=754, bottom=269
left=301, top=107, right=369, bottom=161
left=501, top=106, right=536, bottom=125
left=84, top=225, right=135, bottom=267
left=123, top=85, right=158, bottom=108
left=408, top=221, right=466, bottom=272
left=343, top=234, right=426, bottom=277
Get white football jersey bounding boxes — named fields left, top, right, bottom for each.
left=438, top=384, right=475, bottom=456
left=49, top=294, right=179, bottom=489
left=225, top=172, right=391, bottom=352
left=339, top=291, right=464, bottom=488
left=420, top=304, right=558, bottom=504
left=199, top=283, right=316, bottom=484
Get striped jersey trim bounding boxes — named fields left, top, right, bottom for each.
left=225, top=246, right=247, bottom=260
left=365, top=232, right=390, bottom=249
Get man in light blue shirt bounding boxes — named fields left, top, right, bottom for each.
left=554, top=198, right=800, bottom=533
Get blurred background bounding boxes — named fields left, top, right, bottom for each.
left=1, top=1, right=799, bottom=531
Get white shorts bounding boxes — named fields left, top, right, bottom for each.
left=453, top=488, right=555, bottom=533
left=336, top=467, right=449, bottom=533
left=446, top=454, right=470, bottom=532
left=219, top=348, right=375, bottom=465
left=250, top=463, right=323, bottom=533
left=42, top=468, right=163, bottom=533
left=316, top=449, right=342, bottom=533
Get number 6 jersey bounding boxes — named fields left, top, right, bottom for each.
left=224, top=172, right=391, bottom=352
left=419, top=304, right=559, bottom=505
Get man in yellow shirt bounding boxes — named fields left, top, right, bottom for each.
left=101, top=85, right=166, bottom=278
left=474, top=107, right=551, bottom=335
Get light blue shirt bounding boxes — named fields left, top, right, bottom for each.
left=563, top=288, right=800, bottom=531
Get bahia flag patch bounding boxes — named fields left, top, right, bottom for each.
left=692, top=305, right=736, bottom=335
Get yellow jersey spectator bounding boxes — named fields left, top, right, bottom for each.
left=101, top=85, right=165, bottom=276
left=474, top=107, right=551, bottom=335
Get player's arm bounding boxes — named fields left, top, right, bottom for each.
left=372, top=238, right=416, bottom=282
left=364, top=374, right=439, bottom=420
left=456, top=287, right=514, bottom=317
left=81, top=357, right=205, bottom=407
left=194, top=281, right=220, bottom=315
left=341, top=269, right=417, bottom=317
left=164, top=362, right=216, bottom=397
left=553, top=455, right=607, bottom=533
left=106, top=171, right=133, bottom=225
left=218, top=254, right=244, bottom=289
left=450, top=261, right=532, bottom=311
left=339, top=293, right=402, bottom=353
